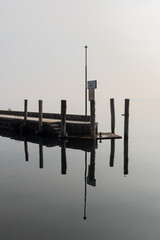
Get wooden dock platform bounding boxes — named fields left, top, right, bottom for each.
left=0, top=113, right=121, bottom=140
left=0, top=99, right=122, bottom=141
left=0, top=113, right=92, bottom=136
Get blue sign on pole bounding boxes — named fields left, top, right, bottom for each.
left=88, top=80, right=97, bottom=89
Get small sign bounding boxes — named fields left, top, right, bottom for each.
left=88, top=80, right=97, bottom=89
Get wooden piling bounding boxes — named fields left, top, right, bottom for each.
left=124, top=99, right=130, bottom=139
left=61, top=100, right=67, bottom=137
left=110, top=98, right=115, bottom=133
left=24, top=99, right=28, bottom=127
left=39, top=100, right=43, bottom=131
left=90, top=100, right=96, bottom=140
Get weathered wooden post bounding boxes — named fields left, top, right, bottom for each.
left=61, top=140, right=67, bottom=174
left=60, top=100, right=67, bottom=138
left=39, top=100, right=43, bottom=131
left=24, top=99, right=28, bottom=127
left=88, top=80, right=97, bottom=140
left=110, top=98, right=115, bottom=133
left=124, top=99, right=130, bottom=139
left=90, top=100, right=96, bottom=140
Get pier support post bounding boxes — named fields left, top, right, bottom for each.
left=90, top=100, right=96, bottom=140
left=61, top=100, right=67, bottom=138
left=24, top=99, right=28, bottom=127
left=124, top=99, right=130, bottom=139
left=39, top=100, right=43, bottom=131
left=110, top=98, right=115, bottom=133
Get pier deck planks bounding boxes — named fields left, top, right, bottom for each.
left=0, top=115, right=121, bottom=140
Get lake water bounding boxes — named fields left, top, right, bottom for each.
left=1, top=99, right=160, bottom=240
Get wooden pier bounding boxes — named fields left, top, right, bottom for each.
left=0, top=99, right=122, bottom=141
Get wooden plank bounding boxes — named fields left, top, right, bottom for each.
left=66, top=132, right=121, bottom=140
left=96, top=132, right=122, bottom=139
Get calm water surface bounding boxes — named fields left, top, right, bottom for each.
left=1, top=99, right=160, bottom=240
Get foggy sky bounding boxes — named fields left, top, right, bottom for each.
left=1, top=0, right=160, bottom=114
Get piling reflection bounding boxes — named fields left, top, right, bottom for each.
left=39, top=142, right=43, bottom=169
left=23, top=137, right=129, bottom=178
left=0, top=128, right=130, bottom=220
left=0, top=128, right=129, bottom=176
left=87, top=145, right=96, bottom=186
left=124, top=138, right=129, bottom=176
left=61, top=140, right=67, bottom=174
left=24, top=140, right=29, bottom=162
left=0, top=127, right=130, bottom=178
left=109, top=139, right=115, bottom=167
left=83, top=151, right=87, bottom=220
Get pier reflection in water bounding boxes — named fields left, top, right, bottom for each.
left=2, top=129, right=129, bottom=221
left=0, top=127, right=129, bottom=220
left=23, top=137, right=128, bottom=178
left=109, top=138, right=129, bottom=177
left=1, top=100, right=160, bottom=240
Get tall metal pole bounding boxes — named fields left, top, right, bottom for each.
left=85, top=46, right=88, bottom=121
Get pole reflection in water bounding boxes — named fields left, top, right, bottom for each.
left=0, top=128, right=129, bottom=220
left=83, top=143, right=96, bottom=220
left=83, top=151, right=88, bottom=220
left=61, top=140, right=67, bottom=175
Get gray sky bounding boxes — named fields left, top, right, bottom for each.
left=1, top=0, right=160, bottom=115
